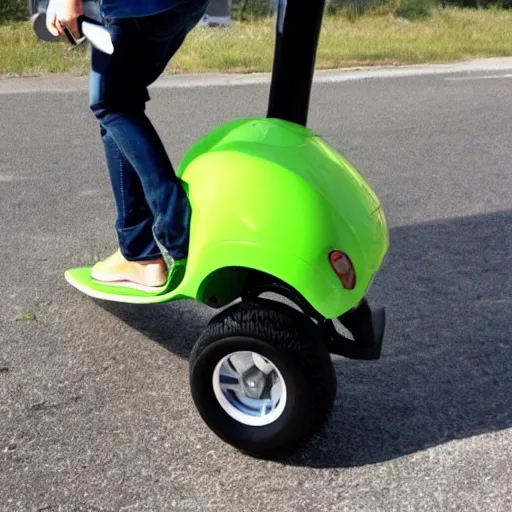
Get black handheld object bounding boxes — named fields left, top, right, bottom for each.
left=31, top=11, right=114, bottom=54
left=61, top=14, right=97, bottom=46
left=30, top=11, right=59, bottom=41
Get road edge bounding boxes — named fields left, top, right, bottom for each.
left=2, top=57, right=512, bottom=94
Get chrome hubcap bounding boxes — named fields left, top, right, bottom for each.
left=212, top=351, right=287, bottom=426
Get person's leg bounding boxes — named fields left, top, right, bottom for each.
left=92, top=102, right=192, bottom=262
left=88, top=4, right=207, bottom=287
left=90, top=125, right=168, bottom=288
left=100, top=125, right=160, bottom=261
left=140, top=3, right=208, bottom=87
left=88, top=19, right=169, bottom=287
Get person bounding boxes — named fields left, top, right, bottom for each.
left=46, top=0, right=209, bottom=290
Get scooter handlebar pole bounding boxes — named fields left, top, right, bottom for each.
left=267, top=0, right=326, bottom=127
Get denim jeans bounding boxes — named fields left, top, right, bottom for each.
left=89, top=1, right=208, bottom=262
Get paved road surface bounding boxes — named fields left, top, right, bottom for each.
left=1, top=63, right=511, bottom=511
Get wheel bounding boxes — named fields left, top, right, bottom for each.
left=189, top=299, right=337, bottom=459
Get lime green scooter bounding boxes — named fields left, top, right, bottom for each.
left=35, top=0, right=389, bottom=460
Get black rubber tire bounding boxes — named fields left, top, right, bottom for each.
left=189, top=299, right=337, bottom=459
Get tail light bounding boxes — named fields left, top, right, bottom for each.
left=329, top=250, right=356, bottom=290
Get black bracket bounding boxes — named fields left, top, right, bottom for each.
left=241, top=277, right=325, bottom=325
left=241, top=273, right=386, bottom=361
left=323, top=299, right=386, bottom=360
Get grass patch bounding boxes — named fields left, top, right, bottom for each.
left=397, top=0, right=437, bottom=20
left=1, top=7, right=512, bottom=77
left=15, top=312, right=37, bottom=321
left=0, top=22, right=90, bottom=76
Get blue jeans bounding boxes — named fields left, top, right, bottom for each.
left=89, top=1, right=208, bottom=262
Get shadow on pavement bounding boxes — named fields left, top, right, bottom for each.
left=289, top=209, right=512, bottom=468
left=100, top=209, right=512, bottom=469
left=98, top=299, right=210, bottom=360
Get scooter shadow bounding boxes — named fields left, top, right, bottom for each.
left=97, top=298, right=212, bottom=360
left=284, top=209, right=512, bottom=468
left=98, top=210, right=512, bottom=469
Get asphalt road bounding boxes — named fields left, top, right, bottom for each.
left=1, top=63, right=511, bottom=511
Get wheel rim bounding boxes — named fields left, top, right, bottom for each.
left=212, top=350, right=287, bottom=427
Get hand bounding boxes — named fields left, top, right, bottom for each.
left=46, top=0, right=84, bottom=40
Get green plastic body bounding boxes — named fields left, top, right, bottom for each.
left=65, top=117, right=389, bottom=319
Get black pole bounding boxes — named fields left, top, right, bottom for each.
left=267, top=0, right=326, bottom=127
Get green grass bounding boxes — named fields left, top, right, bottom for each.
left=1, top=8, right=512, bottom=77
left=0, top=22, right=90, bottom=76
